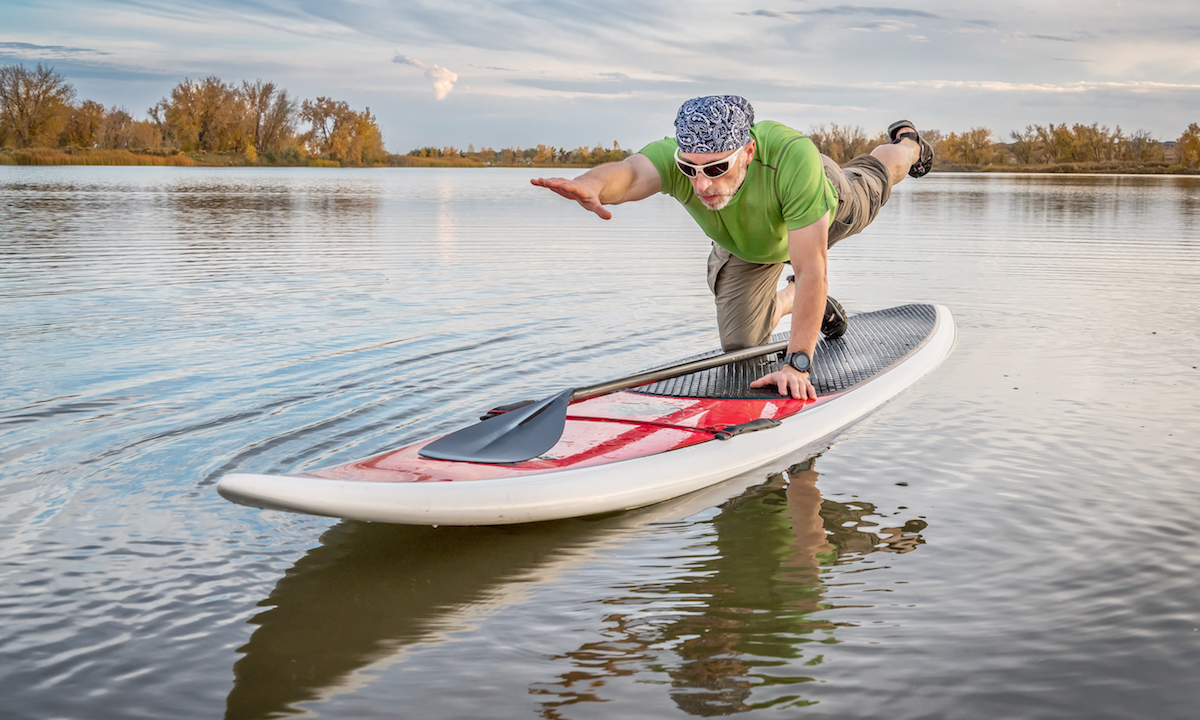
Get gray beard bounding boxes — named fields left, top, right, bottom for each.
left=698, top=163, right=748, bottom=211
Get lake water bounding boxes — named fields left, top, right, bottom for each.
left=1, top=166, right=1198, bottom=719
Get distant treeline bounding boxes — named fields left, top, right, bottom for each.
left=0, top=62, right=629, bottom=168
left=2, top=62, right=1197, bottom=172
left=0, top=63, right=384, bottom=166
left=808, top=122, right=1200, bottom=173
left=399, top=142, right=631, bottom=167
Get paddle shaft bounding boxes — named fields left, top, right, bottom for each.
left=568, top=339, right=790, bottom=403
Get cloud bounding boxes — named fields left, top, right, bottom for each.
left=801, top=5, right=939, bottom=18
left=1031, top=33, right=1085, bottom=43
left=507, top=74, right=690, bottom=96
left=883, top=79, right=1200, bottom=94
left=737, top=9, right=802, bottom=20
left=393, top=54, right=458, bottom=99
left=849, top=21, right=915, bottom=32
left=0, top=41, right=111, bottom=58
left=739, top=5, right=935, bottom=21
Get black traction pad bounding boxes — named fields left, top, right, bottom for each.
left=631, top=303, right=937, bottom=399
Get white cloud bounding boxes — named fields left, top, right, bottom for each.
left=393, top=54, right=458, bottom=100
left=848, top=21, right=915, bottom=33
left=737, top=9, right=802, bottom=20
left=884, top=79, right=1200, bottom=94
left=0, top=41, right=111, bottom=59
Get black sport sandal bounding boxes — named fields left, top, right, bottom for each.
left=785, top=275, right=849, bottom=340
left=887, top=119, right=934, bottom=178
left=822, top=295, right=848, bottom=339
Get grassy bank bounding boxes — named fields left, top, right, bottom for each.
left=5, top=147, right=1196, bottom=174
left=0, top=147, right=197, bottom=166
left=934, top=160, right=1198, bottom=175
left=0, top=147, right=331, bottom=167
left=0, top=147, right=593, bottom=169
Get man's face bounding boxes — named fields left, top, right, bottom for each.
left=677, top=141, right=755, bottom=211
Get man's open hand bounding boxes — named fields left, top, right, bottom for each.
left=530, top=177, right=613, bottom=220
left=750, top=365, right=818, bottom=400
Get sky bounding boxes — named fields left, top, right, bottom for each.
left=2, top=0, right=1198, bottom=153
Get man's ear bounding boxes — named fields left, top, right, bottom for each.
left=744, top=139, right=757, bottom=165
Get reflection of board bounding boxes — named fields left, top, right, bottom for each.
left=218, top=304, right=956, bottom=526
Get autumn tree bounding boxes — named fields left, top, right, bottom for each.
left=943, top=127, right=996, bottom=164
left=0, top=63, right=76, bottom=148
left=99, top=107, right=163, bottom=151
left=240, top=80, right=297, bottom=158
left=808, top=124, right=871, bottom=164
left=1009, top=126, right=1039, bottom=164
left=561, top=141, right=629, bottom=166
left=59, top=99, right=106, bottom=148
left=1070, top=123, right=1117, bottom=162
left=151, top=76, right=239, bottom=152
left=1030, top=124, right=1065, bottom=163
left=299, top=96, right=385, bottom=165
left=1126, top=129, right=1161, bottom=163
left=1178, top=123, right=1200, bottom=169
left=97, top=107, right=135, bottom=150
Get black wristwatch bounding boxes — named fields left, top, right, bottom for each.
left=782, top=351, right=812, bottom=373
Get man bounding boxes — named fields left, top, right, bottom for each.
left=531, top=95, right=933, bottom=400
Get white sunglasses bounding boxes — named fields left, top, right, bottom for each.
left=673, top=145, right=745, bottom=179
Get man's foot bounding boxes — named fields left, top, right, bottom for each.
left=783, top=276, right=849, bottom=339
left=822, top=296, right=848, bottom=339
left=887, top=120, right=934, bottom=178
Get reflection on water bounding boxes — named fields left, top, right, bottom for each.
left=533, top=460, right=925, bottom=717
left=226, top=459, right=927, bottom=719
left=225, top=519, right=602, bottom=719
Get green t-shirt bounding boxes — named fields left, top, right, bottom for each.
left=639, top=121, right=837, bottom=264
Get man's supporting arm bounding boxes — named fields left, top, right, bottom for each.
left=750, top=215, right=830, bottom=400
left=531, top=154, right=662, bottom=220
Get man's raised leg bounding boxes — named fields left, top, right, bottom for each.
left=870, top=121, right=933, bottom=186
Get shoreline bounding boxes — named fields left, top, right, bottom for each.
left=0, top=147, right=591, bottom=169
left=2, top=148, right=1197, bottom=175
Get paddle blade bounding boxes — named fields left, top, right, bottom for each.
left=418, top=388, right=574, bottom=464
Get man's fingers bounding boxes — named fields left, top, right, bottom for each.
left=531, top=177, right=576, bottom=197
left=533, top=177, right=609, bottom=218
left=751, top=371, right=816, bottom=400
left=530, top=177, right=576, bottom=197
left=584, top=201, right=613, bottom=220
left=749, top=372, right=794, bottom=396
left=537, top=178, right=609, bottom=214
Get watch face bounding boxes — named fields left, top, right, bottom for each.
left=788, top=352, right=811, bottom=372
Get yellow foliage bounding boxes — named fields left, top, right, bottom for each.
left=1178, top=123, right=1200, bottom=169
left=0, top=147, right=194, bottom=165
left=299, top=97, right=386, bottom=165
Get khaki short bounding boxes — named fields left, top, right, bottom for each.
left=707, top=153, right=892, bottom=351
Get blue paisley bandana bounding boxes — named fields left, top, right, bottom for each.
left=674, top=95, right=755, bottom=153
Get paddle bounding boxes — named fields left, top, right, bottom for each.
left=418, top=338, right=791, bottom=464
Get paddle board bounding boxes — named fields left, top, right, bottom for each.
left=219, top=303, right=954, bottom=525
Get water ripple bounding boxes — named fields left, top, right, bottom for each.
left=1, top=167, right=1198, bottom=719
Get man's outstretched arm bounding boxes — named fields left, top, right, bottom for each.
left=531, top=154, right=662, bottom=220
